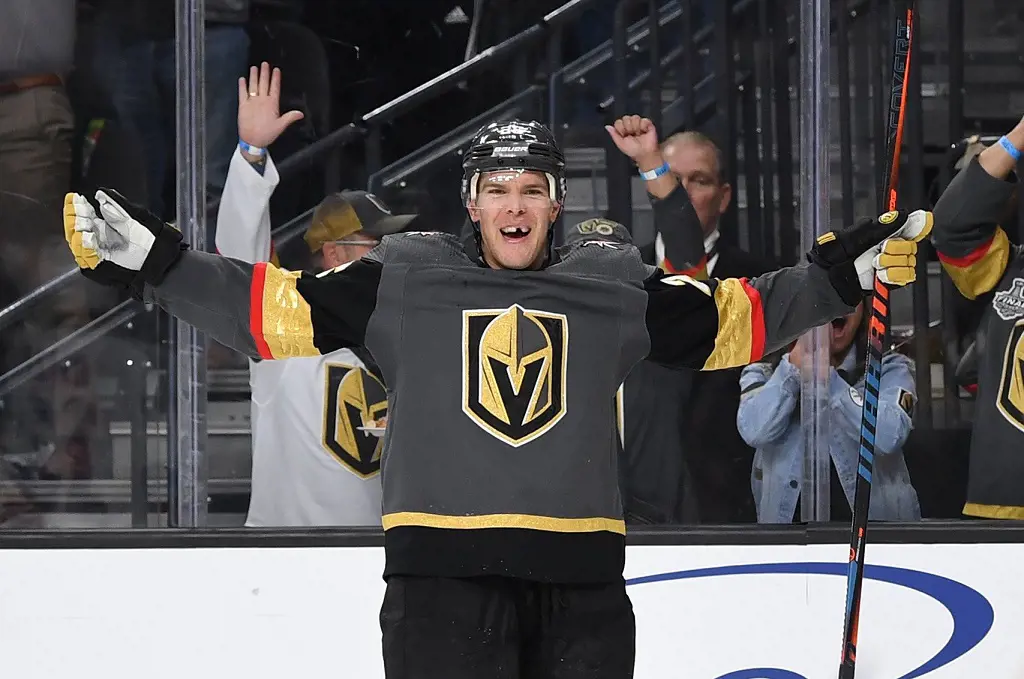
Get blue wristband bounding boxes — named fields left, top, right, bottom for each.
left=239, top=139, right=266, bottom=158
left=998, top=136, right=1021, bottom=161
left=638, top=162, right=670, bottom=180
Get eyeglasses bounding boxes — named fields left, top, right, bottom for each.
left=333, top=239, right=380, bottom=247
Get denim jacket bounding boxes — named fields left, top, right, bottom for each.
left=736, top=349, right=921, bottom=523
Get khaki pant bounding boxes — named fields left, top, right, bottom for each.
left=0, top=83, right=97, bottom=493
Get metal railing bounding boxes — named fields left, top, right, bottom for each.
left=2, top=0, right=1013, bottom=529
left=0, top=0, right=614, bottom=341
left=602, top=0, right=879, bottom=250
left=368, top=1, right=691, bottom=195
left=0, top=0, right=932, bottom=407
left=359, top=0, right=610, bottom=175
left=0, top=122, right=365, bottom=397
left=0, top=0, right=618, bottom=527
left=367, top=86, right=547, bottom=195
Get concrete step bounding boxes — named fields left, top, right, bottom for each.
left=106, top=399, right=253, bottom=481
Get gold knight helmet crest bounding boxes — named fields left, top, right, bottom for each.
left=462, top=304, right=567, bottom=446
left=322, top=364, right=387, bottom=477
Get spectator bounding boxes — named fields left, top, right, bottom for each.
left=88, top=0, right=250, bottom=230
left=607, top=123, right=773, bottom=523
left=605, top=115, right=709, bottom=524
left=0, top=0, right=77, bottom=358
left=0, top=0, right=98, bottom=492
left=736, top=302, right=921, bottom=523
left=216, top=63, right=418, bottom=526
left=657, top=129, right=774, bottom=523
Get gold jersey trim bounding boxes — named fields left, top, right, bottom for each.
left=382, top=511, right=626, bottom=535
left=938, top=226, right=1011, bottom=300
left=703, top=278, right=756, bottom=370
left=255, top=264, right=319, bottom=358
left=962, top=502, right=1024, bottom=520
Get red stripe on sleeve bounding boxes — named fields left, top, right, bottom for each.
left=935, top=236, right=994, bottom=268
left=249, top=262, right=274, bottom=360
left=662, top=254, right=708, bottom=278
left=741, top=278, right=766, bottom=362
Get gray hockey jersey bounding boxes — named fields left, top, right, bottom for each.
left=145, top=230, right=856, bottom=582
left=933, top=157, right=1024, bottom=518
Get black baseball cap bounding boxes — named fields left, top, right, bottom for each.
left=564, top=218, right=633, bottom=245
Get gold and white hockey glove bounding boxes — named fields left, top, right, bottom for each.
left=64, top=189, right=186, bottom=295
left=807, top=209, right=933, bottom=305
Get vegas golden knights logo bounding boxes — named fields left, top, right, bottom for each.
left=997, top=320, right=1024, bottom=433
left=321, top=364, right=387, bottom=477
left=462, top=305, right=568, bottom=446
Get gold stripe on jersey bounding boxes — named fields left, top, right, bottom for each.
left=257, top=264, right=319, bottom=358
left=615, top=384, right=625, bottom=448
left=963, top=502, right=1024, bottom=520
left=382, top=511, right=626, bottom=535
left=937, top=227, right=1011, bottom=300
left=702, top=278, right=765, bottom=370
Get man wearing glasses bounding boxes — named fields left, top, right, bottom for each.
left=214, top=62, right=417, bottom=527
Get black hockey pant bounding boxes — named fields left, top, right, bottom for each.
left=380, top=574, right=635, bottom=678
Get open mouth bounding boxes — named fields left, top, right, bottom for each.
left=500, top=226, right=531, bottom=243
left=831, top=316, right=848, bottom=340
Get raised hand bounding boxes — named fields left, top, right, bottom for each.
left=237, top=61, right=304, bottom=155
left=605, top=115, right=660, bottom=163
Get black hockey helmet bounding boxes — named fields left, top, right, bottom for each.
left=461, top=119, right=567, bottom=206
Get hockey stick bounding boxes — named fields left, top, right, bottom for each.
left=838, top=2, right=916, bottom=677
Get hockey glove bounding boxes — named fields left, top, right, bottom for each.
left=63, top=189, right=186, bottom=296
left=807, top=209, right=933, bottom=305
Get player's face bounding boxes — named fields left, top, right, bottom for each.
left=831, top=301, right=865, bottom=356
left=469, top=170, right=561, bottom=270
left=663, top=140, right=731, bottom=237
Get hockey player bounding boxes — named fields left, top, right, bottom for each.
left=931, top=116, right=1024, bottom=519
left=64, top=119, right=930, bottom=678
left=215, top=62, right=417, bottom=526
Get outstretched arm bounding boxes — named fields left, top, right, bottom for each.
left=145, top=251, right=381, bottom=360
left=644, top=210, right=932, bottom=370
left=64, top=188, right=379, bottom=361
left=931, top=119, right=1023, bottom=300
left=643, top=260, right=850, bottom=370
